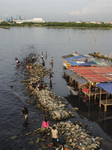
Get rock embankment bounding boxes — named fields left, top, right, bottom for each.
left=18, top=121, right=101, bottom=150
left=22, top=57, right=75, bottom=120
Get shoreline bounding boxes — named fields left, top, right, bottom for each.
left=0, top=26, right=112, bottom=30
left=1, top=21, right=112, bottom=30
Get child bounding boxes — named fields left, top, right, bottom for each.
left=42, top=117, right=49, bottom=128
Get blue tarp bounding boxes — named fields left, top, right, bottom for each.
left=79, top=61, right=97, bottom=66
left=68, top=61, right=78, bottom=66
left=97, top=83, right=112, bottom=95
left=68, top=60, right=96, bottom=66
left=65, top=55, right=85, bottom=61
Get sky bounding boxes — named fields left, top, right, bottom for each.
left=0, top=0, right=112, bottom=22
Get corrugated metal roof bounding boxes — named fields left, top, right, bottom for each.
left=75, top=77, right=88, bottom=85
left=69, top=66, right=112, bottom=83
left=86, top=76, right=111, bottom=83
left=70, top=73, right=88, bottom=85
left=70, top=73, right=80, bottom=80
left=64, top=69, right=74, bottom=76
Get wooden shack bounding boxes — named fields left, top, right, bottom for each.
left=66, top=66, right=112, bottom=112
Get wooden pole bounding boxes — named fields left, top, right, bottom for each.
left=89, top=83, right=91, bottom=101
left=104, top=93, right=107, bottom=112
left=99, top=88, right=101, bottom=107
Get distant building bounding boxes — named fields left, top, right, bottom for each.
left=8, top=16, right=13, bottom=22
left=17, top=16, right=22, bottom=20
left=5, top=16, right=13, bottom=22
left=91, top=21, right=103, bottom=24
left=15, top=17, right=45, bottom=24
left=75, top=21, right=82, bottom=23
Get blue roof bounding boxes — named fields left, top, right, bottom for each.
left=97, top=83, right=112, bottom=95
left=65, top=55, right=85, bottom=61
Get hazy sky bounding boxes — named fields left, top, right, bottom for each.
left=0, top=0, right=112, bottom=22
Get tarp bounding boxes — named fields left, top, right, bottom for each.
left=97, top=83, right=112, bottom=95
left=65, top=56, right=80, bottom=61
left=94, top=61, right=108, bottom=66
left=79, top=61, right=97, bottom=66
left=65, top=55, right=85, bottom=61
left=68, top=61, right=97, bottom=67
left=68, top=61, right=78, bottom=66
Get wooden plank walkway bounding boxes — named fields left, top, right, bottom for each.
left=101, top=99, right=112, bottom=105
left=101, top=99, right=112, bottom=112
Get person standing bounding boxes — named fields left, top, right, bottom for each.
left=21, top=107, right=28, bottom=121
left=45, top=52, right=47, bottom=59
left=42, top=58, right=45, bottom=67
left=41, top=51, right=43, bottom=59
left=51, top=126, right=58, bottom=149
left=50, top=57, right=53, bottom=67
left=49, top=69, right=52, bottom=79
left=41, top=117, right=49, bottom=128
left=15, top=58, right=20, bottom=66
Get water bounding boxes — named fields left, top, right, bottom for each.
left=0, top=27, right=112, bottom=150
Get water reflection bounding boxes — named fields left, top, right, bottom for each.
left=23, top=120, right=28, bottom=129
left=1, top=27, right=112, bottom=149
left=50, top=79, right=53, bottom=89
left=65, top=94, right=112, bottom=139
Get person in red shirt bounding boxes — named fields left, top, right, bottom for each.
left=42, top=117, right=49, bottom=128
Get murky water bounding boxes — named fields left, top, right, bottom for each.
left=0, top=27, right=112, bottom=150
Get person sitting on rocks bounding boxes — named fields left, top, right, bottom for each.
left=32, top=56, right=36, bottom=63
left=37, top=82, right=42, bottom=90
left=37, top=81, right=45, bottom=90
left=32, top=81, right=38, bottom=89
